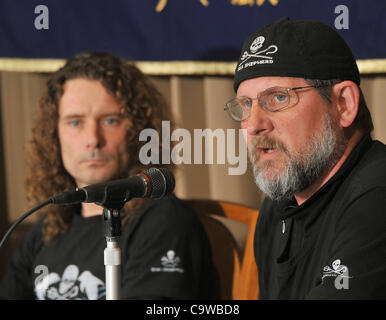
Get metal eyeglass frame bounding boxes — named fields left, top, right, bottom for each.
left=224, top=84, right=328, bottom=121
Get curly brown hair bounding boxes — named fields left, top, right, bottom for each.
left=26, top=52, right=174, bottom=244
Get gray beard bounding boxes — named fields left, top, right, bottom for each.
left=250, top=114, right=347, bottom=201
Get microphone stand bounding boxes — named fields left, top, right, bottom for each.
left=102, top=207, right=122, bottom=300
left=99, top=187, right=132, bottom=300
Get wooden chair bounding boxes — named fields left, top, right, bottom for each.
left=185, top=199, right=259, bottom=300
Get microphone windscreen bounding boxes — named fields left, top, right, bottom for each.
left=145, top=168, right=175, bottom=199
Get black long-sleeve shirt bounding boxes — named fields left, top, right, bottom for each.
left=255, top=134, right=386, bottom=299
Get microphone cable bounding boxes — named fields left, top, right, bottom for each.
left=0, top=199, right=52, bottom=251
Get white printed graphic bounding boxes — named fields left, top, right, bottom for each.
left=161, top=250, right=180, bottom=268
left=250, top=36, right=266, bottom=53
left=322, top=259, right=352, bottom=289
left=34, top=264, right=105, bottom=300
left=151, top=250, right=184, bottom=273
left=237, top=35, right=278, bottom=72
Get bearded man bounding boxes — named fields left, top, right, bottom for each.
left=225, top=18, right=386, bottom=299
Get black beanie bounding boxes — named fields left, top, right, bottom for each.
left=234, top=17, right=360, bottom=92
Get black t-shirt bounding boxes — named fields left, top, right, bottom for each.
left=0, top=195, right=219, bottom=300
left=255, top=134, right=386, bottom=299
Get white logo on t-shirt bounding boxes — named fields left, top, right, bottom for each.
left=34, top=264, right=105, bottom=300
left=150, top=250, right=184, bottom=273
left=322, top=259, right=352, bottom=289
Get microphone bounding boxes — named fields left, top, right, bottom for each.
left=50, top=168, right=175, bottom=208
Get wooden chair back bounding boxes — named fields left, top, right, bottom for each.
left=185, top=199, right=259, bottom=300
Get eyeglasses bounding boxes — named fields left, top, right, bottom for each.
left=224, top=85, right=327, bottom=121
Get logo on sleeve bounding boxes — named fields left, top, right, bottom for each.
left=150, top=250, right=184, bottom=273
left=237, top=35, right=278, bottom=72
left=322, top=259, right=352, bottom=290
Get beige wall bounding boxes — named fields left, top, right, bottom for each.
left=361, top=77, right=386, bottom=141
left=0, top=73, right=385, bottom=224
left=0, top=72, right=47, bottom=223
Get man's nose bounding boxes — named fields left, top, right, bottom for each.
left=85, top=121, right=103, bottom=149
left=242, top=102, right=274, bottom=136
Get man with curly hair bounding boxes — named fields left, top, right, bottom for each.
left=0, top=52, right=218, bottom=300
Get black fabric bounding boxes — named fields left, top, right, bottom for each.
left=254, top=135, right=386, bottom=299
left=234, top=17, right=360, bottom=92
left=0, top=195, right=219, bottom=300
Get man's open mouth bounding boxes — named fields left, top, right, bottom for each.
left=261, top=148, right=276, bottom=153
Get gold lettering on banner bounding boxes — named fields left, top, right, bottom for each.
left=231, top=0, right=279, bottom=6
left=156, top=0, right=209, bottom=12
left=156, top=0, right=277, bottom=12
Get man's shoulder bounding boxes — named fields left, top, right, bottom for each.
left=134, top=194, right=200, bottom=231
left=144, top=194, right=195, bottom=217
left=349, top=139, right=386, bottom=191
left=360, top=139, right=386, bottom=169
left=19, top=216, right=45, bottom=244
left=333, top=140, right=386, bottom=230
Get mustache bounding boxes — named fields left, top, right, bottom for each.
left=78, top=150, right=111, bottom=162
left=249, top=136, right=288, bottom=161
left=251, top=136, right=287, bottom=151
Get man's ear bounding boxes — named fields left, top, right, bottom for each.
left=331, top=81, right=360, bottom=128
